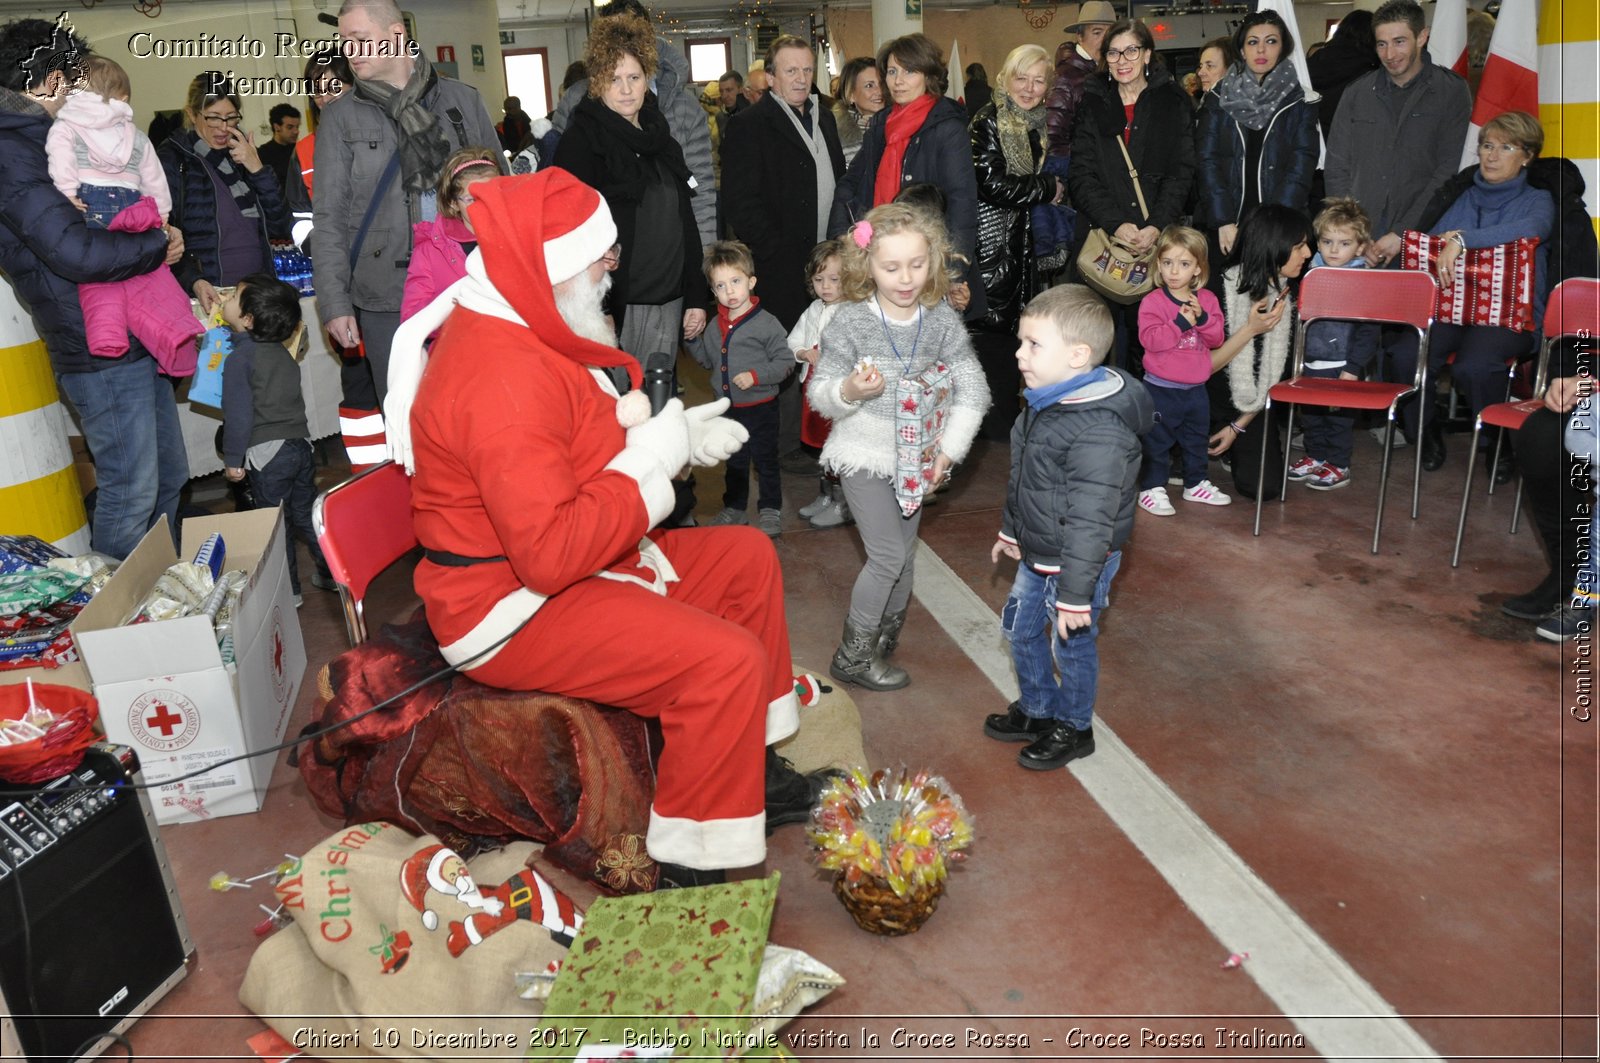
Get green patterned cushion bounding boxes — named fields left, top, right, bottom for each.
left=529, top=873, right=793, bottom=1061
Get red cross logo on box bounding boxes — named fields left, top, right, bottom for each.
left=128, top=689, right=200, bottom=752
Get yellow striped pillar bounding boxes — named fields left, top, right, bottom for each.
left=1540, top=0, right=1599, bottom=239
left=0, top=279, right=90, bottom=555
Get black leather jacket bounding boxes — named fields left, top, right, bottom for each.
left=969, top=101, right=1054, bottom=332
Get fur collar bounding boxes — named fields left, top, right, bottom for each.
left=1222, top=266, right=1296, bottom=413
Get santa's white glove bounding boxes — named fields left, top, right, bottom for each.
left=685, top=398, right=749, bottom=467
left=624, top=397, right=692, bottom=478
left=606, top=398, right=690, bottom=529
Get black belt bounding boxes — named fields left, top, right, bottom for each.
left=424, top=549, right=508, bottom=567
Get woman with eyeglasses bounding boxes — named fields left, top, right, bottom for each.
left=1069, top=18, right=1196, bottom=373
left=552, top=14, right=710, bottom=365
left=1387, top=110, right=1557, bottom=482
left=158, top=73, right=292, bottom=315
left=1194, top=11, right=1319, bottom=263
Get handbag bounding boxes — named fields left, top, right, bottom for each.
left=1401, top=231, right=1539, bottom=332
left=1076, top=137, right=1157, bottom=304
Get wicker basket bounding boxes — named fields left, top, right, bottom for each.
left=833, top=872, right=945, bottom=936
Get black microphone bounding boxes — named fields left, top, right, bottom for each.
left=317, top=12, right=339, bottom=25
left=643, top=351, right=675, bottom=415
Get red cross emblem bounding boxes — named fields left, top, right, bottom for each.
left=144, top=700, right=183, bottom=737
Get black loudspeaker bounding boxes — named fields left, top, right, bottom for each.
left=0, top=745, right=194, bottom=1062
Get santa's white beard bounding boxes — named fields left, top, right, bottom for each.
left=555, top=271, right=616, bottom=347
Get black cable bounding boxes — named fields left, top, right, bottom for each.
left=3, top=618, right=524, bottom=800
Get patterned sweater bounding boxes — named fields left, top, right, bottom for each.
left=808, top=297, right=990, bottom=478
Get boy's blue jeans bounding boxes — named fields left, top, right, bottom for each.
left=1001, top=551, right=1121, bottom=731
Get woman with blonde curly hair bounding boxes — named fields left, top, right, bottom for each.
left=552, top=13, right=709, bottom=364
left=807, top=202, right=990, bottom=690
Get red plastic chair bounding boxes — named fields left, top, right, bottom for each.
left=312, top=460, right=417, bottom=644
left=1252, top=268, right=1440, bottom=553
left=1452, top=278, right=1600, bottom=567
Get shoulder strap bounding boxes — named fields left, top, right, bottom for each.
left=1116, top=136, right=1149, bottom=222
left=445, top=106, right=468, bottom=148
left=347, top=152, right=402, bottom=272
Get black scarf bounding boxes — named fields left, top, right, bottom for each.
left=351, top=56, right=452, bottom=195
left=195, top=132, right=261, bottom=218
left=572, top=93, right=689, bottom=205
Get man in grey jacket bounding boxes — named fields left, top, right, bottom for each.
left=549, top=0, right=717, bottom=250
left=311, top=0, right=498, bottom=464
left=1324, top=0, right=1470, bottom=267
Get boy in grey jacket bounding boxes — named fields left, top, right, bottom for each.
left=689, top=241, right=795, bottom=536
left=987, top=285, right=1154, bottom=770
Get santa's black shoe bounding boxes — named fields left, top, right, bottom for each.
left=656, top=863, right=727, bottom=890
left=765, top=748, right=838, bottom=832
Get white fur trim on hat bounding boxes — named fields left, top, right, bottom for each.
left=545, top=194, right=618, bottom=285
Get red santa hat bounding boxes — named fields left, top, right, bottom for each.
left=398, top=844, right=451, bottom=931
left=463, top=169, right=641, bottom=389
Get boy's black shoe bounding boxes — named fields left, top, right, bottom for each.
left=1421, top=422, right=1447, bottom=471
left=1018, top=723, right=1095, bottom=770
left=656, top=863, right=727, bottom=890
left=982, top=702, right=1053, bottom=742
left=1501, top=571, right=1562, bottom=619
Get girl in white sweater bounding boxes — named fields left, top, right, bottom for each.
left=809, top=203, right=990, bottom=689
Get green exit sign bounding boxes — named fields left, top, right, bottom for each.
left=905, top=0, right=921, bottom=13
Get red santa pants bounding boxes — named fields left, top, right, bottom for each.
left=469, top=526, right=795, bottom=870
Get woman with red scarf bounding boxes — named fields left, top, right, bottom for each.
left=828, top=33, right=982, bottom=319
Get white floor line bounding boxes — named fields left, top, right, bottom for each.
left=912, top=541, right=1444, bottom=1063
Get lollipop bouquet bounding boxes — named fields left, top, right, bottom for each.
left=807, top=767, right=973, bottom=936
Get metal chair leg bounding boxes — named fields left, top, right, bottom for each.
left=1278, top=405, right=1296, bottom=502
left=1488, top=426, right=1506, bottom=496
left=1510, top=479, right=1524, bottom=533
left=1451, top=420, right=1484, bottom=568
left=1410, top=371, right=1426, bottom=521
left=1373, top=414, right=1396, bottom=554
left=1253, top=400, right=1272, bottom=536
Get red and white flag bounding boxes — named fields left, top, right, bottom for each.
left=1461, top=0, right=1539, bottom=167
left=1428, top=0, right=1470, bottom=76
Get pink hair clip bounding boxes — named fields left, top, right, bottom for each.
left=851, top=220, right=873, bottom=248
left=450, top=158, right=497, bottom=179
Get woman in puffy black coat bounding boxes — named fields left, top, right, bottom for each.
left=1070, top=19, right=1196, bottom=372
left=969, top=43, right=1064, bottom=437
left=1194, top=10, right=1319, bottom=261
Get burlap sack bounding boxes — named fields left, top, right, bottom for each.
left=240, top=822, right=580, bottom=1059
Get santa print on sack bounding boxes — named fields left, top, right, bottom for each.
left=399, top=844, right=583, bottom=957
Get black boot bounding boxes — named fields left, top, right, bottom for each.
left=657, top=862, right=728, bottom=890
left=830, top=617, right=910, bottom=690
left=1421, top=420, right=1447, bottom=472
left=1018, top=723, right=1096, bottom=770
left=982, top=702, right=1053, bottom=742
left=764, top=747, right=836, bottom=832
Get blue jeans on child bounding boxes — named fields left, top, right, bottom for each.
left=77, top=184, right=141, bottom=230
left=1140, top=383, right=1209, bottom=490
left=724, top=399, right=781, bottom=513
left=1299, top=364, right=1355, bottom=469
left=1001, top=551, right=1121, bottom=731
left=246, top=438, right=329, bottom=596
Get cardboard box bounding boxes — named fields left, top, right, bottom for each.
left=71, top=509, right=306, bottom=824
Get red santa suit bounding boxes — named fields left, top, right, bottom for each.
left=392, top=171, right=800, bottom=871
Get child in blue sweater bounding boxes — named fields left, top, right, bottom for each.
left=1286, top=198, right=1382, bottom=492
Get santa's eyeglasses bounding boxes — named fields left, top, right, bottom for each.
left=599, top=243, right=622, bottom=271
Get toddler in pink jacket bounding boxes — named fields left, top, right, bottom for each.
left=47, top=56, right=202, bottom=374
left=400, top=147, right=500, bottom=323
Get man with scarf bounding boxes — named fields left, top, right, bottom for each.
left=311, top=0, right=499, bottom=469
left=383, top=169, right=820, bottom=887
left=720, top=35, right=845, bottom=469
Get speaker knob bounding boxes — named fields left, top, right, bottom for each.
left=54, top=817, right=69, bottom=831
left=29, top=830, right=46, bottom=847
left=70, top=807, right=84, bottom=821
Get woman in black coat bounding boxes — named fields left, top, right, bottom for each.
left=1070, top=18, right=1196, bottom=372
left=969, top=42, right=1063, bottom=437
left=828, top=32, right=983, bottom=317
left=553, top=14, right=708, bottom=362
left=1194, top=10, right=1320, bottom=260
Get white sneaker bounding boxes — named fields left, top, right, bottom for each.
left=1138, top=487, right=1176, bottom=516
left=1182, top=479, right=1232, bottom=506
left=1286, top=455, right=1321, bottom=481
left=798, top=491, right=832, bottom=519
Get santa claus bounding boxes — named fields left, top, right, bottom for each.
left=383, top=169, right=819, bottom=886
left=399, top=844, right=583, bottom=956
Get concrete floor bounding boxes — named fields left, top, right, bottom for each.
left=95, top=399, right=1595, bottom=1062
